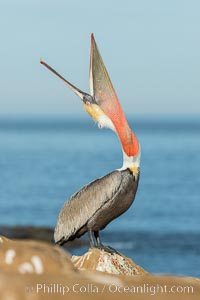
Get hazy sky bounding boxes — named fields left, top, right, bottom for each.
left=0, top=0, right=200, bottom=117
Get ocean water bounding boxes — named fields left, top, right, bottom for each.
left=0, top=116, right=200, bottom=277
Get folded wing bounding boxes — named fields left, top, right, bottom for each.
left=54, top=170, right=123, bottom=243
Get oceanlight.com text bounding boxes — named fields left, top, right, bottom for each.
left=25, top=283, right=194, bottom=296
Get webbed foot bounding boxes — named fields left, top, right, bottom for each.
left=97, top=244, right=122, bottom=255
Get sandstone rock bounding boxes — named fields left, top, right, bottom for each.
left=0, top=271, right=199, bottom=300
left=0, top=235, right=76, bottom=275
left=0, top=235, right=199, bottom=300
left=72, top=248, right=148, bottom=275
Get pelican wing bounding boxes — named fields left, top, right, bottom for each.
left=54, top=170, right=123, bottom=243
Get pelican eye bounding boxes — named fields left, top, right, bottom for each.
left=83, top=94, right=94, bottom=105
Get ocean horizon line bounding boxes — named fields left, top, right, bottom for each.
left=0, top=112, right=200, bottom=120
left=0, top=113, right=200, bottom=132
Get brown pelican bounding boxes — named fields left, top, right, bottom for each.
left=40, top=34, right=140, bottom=251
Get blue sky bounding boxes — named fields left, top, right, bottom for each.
left=0, top=0, right=200, bottom=117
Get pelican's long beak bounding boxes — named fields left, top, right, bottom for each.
left=88, top=34, right=139, bottom=157
left=40, top=59, right=94, bottom=104
left=40, top=34, right=139, bottom=157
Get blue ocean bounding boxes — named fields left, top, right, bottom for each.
left=0, top=116, right=199, bottom=277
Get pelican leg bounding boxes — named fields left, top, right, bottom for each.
left=88, top=228, right=97, bottom=248
left=94, top=231, right=103, bottom=248
left=94, top=231, right=121, bottom=255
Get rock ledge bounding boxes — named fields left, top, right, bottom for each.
left=72, top=248, right=148, bottom=275
left=0, top=235, right=199, bottom=300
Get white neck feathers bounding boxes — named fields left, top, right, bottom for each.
left=118, top=145, right=141, bottom=171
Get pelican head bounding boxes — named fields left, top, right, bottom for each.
left=40, top=34, right=140, bottom=174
